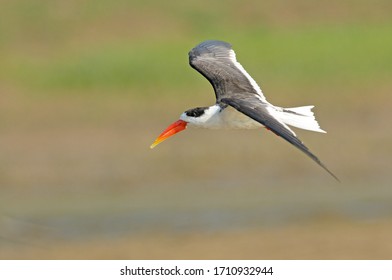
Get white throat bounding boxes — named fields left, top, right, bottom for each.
left=180, top=104, right=262, bottom=129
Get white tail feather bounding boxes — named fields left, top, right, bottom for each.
left=274, top=105, right=326, bottom=133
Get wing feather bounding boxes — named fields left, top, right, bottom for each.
left=189, top=40, right=267, bottom=102
left=221, top=97, right=339, bottom=181
left=188, top=40, right=339, bottom=181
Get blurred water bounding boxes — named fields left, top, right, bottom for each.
left=1, top=180, right=392, bottom=245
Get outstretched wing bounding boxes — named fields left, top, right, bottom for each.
left=189, top=40, right=267, bottom=103
left=221, top=96, right=340, bottom=181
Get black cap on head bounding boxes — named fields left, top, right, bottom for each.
left=184, top=107, right=208, bottom=118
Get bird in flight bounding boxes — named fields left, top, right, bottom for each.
left=150, top=40, right=339, bottom=181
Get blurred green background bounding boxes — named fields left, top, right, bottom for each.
left=1, top=0, right=392, bottom=259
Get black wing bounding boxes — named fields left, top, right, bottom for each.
left=189, top=40, right=265, bottom=101
left=221, top=96, right=340, bottom=181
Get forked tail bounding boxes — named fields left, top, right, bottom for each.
left=277, top=105, right=326, bottom=133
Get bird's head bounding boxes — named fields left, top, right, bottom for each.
left=150, top=106, right=214, bottom=149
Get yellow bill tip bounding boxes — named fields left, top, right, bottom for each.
left=149, top=120, right=187, bottom=149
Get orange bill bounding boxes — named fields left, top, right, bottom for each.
left=150, top=120, right=188, bottom=149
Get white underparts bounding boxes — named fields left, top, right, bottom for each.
left=181, top=104, right=326, bottom=134
left=180, top=105, right=259, bottom=129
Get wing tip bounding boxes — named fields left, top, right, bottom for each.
left=189, top=40, right=232, bottom=62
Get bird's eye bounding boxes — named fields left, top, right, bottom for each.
left=185, top=107, right=206, bottom=117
